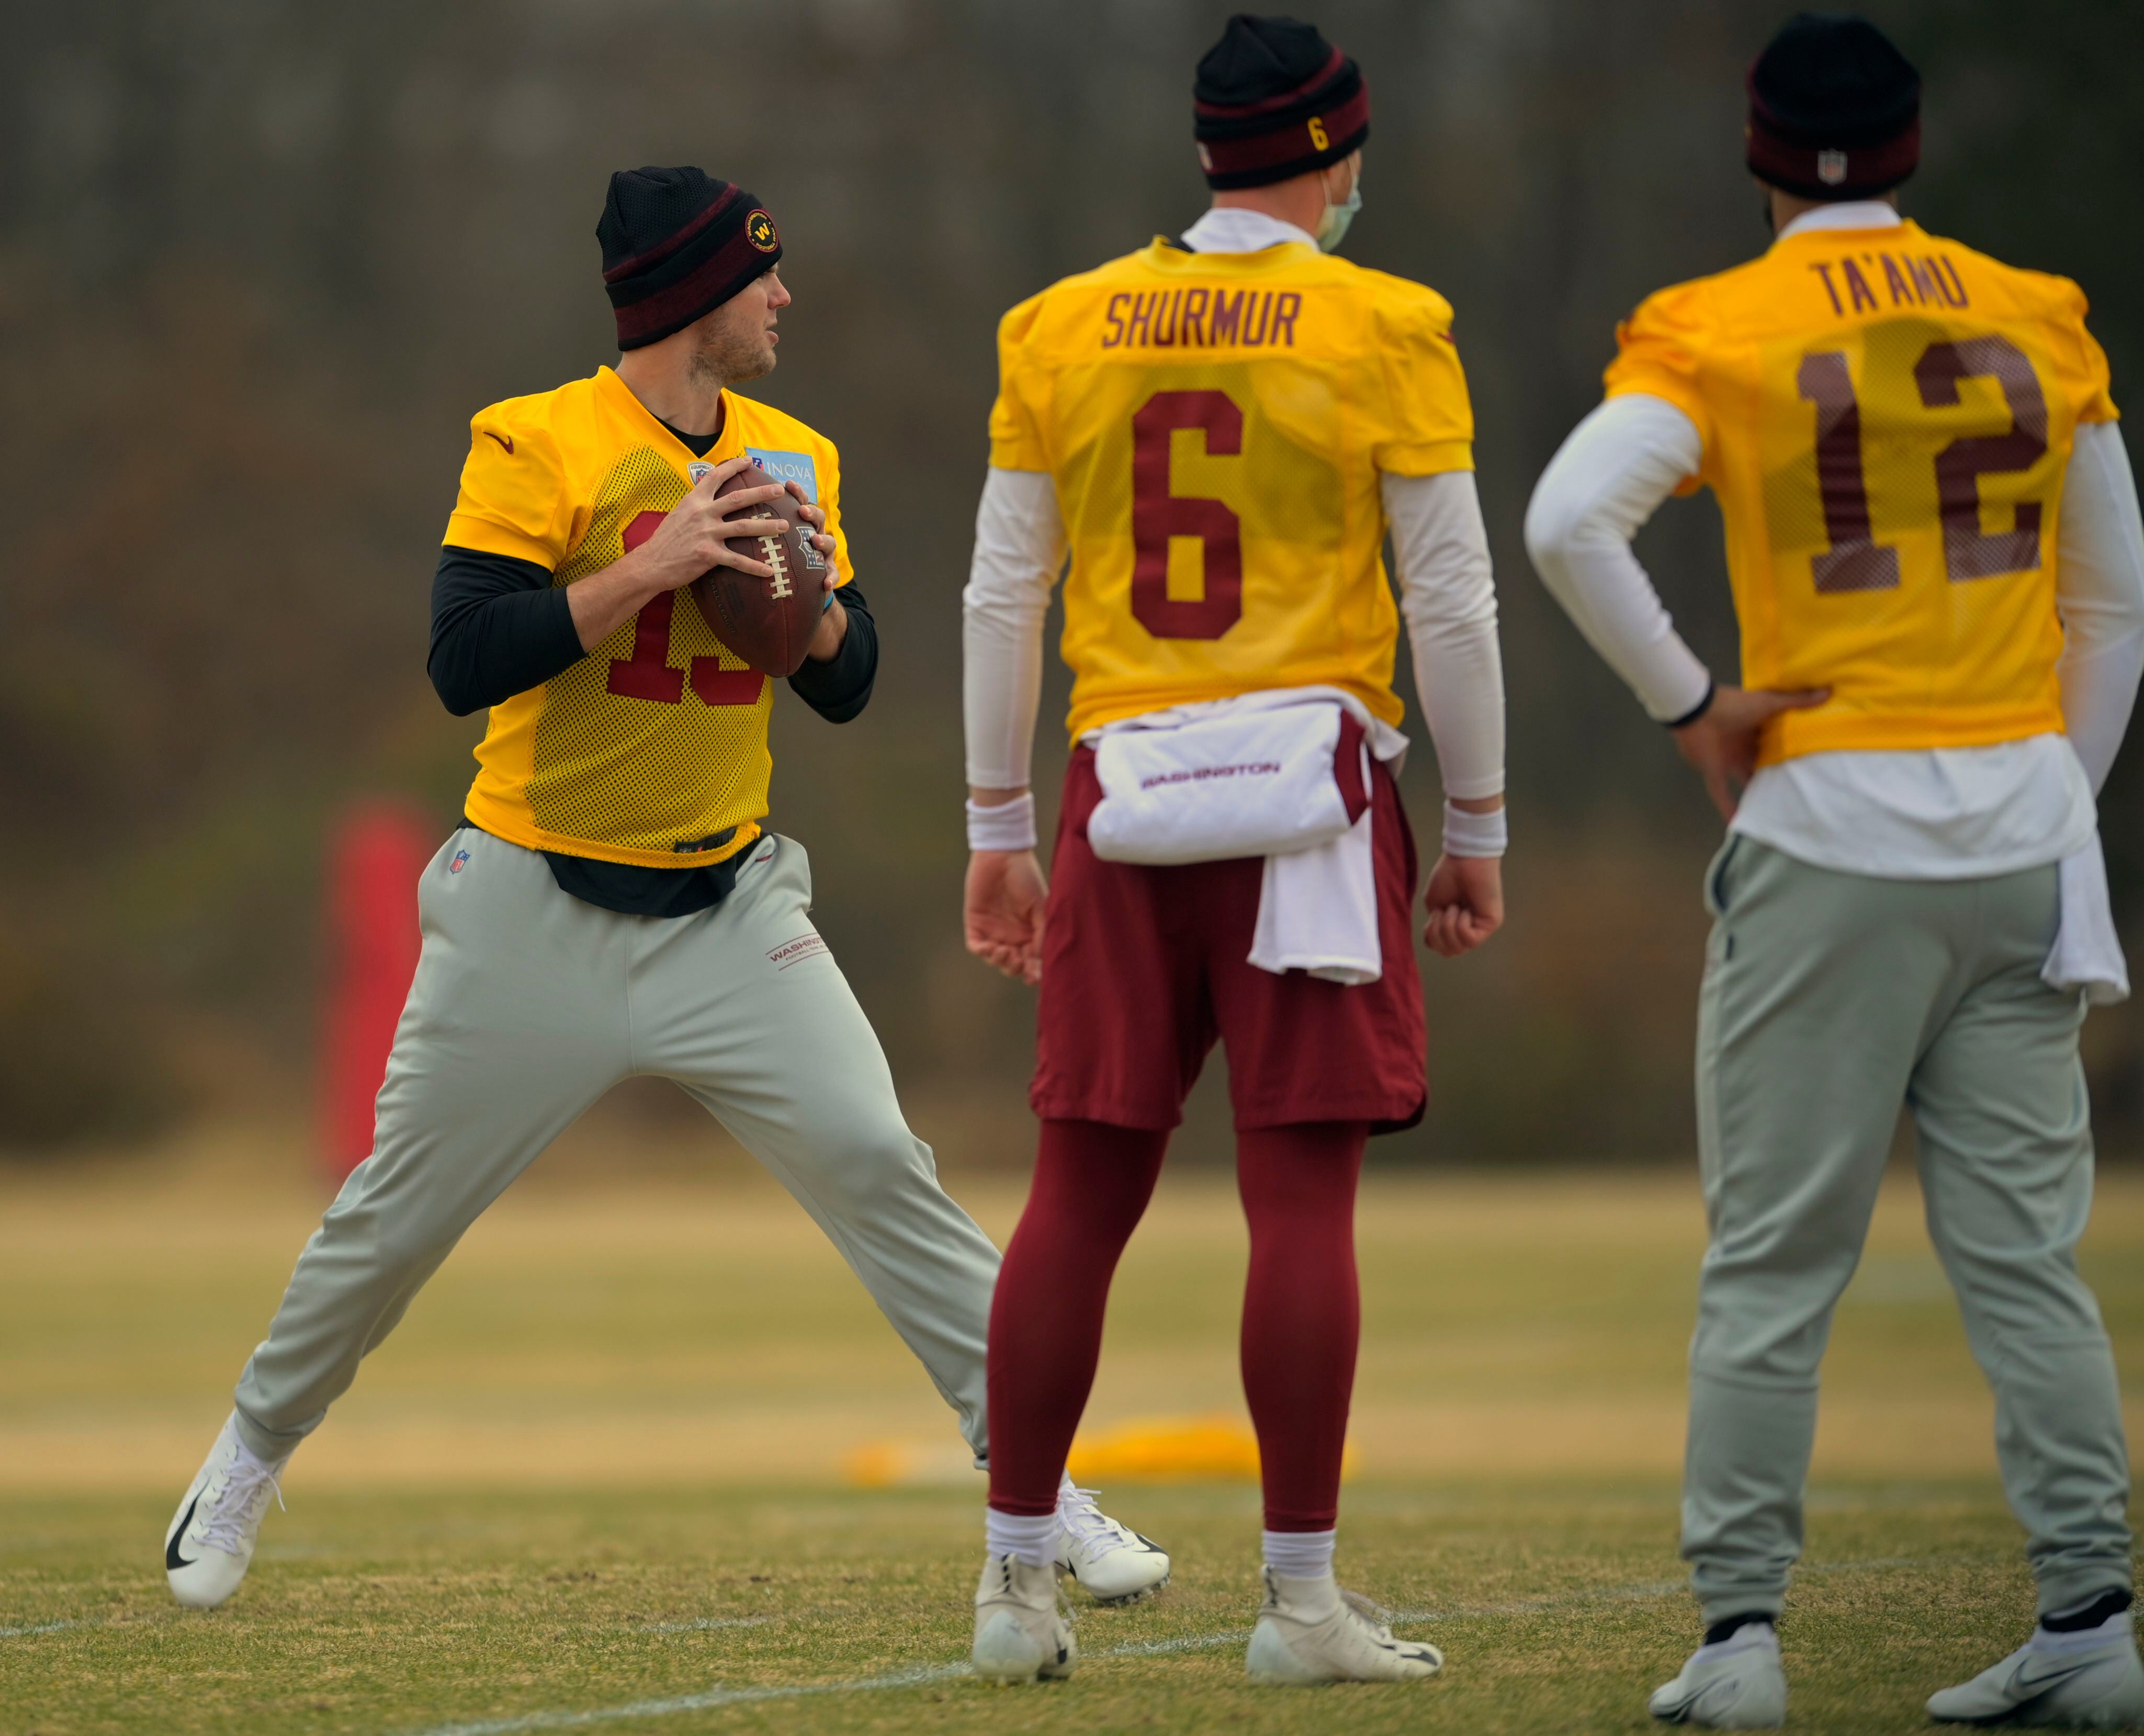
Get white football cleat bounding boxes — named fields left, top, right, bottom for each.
left=164, top=1412, right=287, bottom=1610
left=1926, top=1615, right=2144, bottom=1728
left=1056, top=1485, right=1170, bottom=1605
left=1649, top=1621, right=1787, bottom=1728
left=1244, top=1568, right=1443, bottom=1684
left=972, top=1553, right=1077, bottom=1685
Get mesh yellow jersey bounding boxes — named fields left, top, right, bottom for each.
left=1606, top=217, right=2117, bottom=767
left=443, top=365, right=851, bottom=867
left=989, top=237, right=1475, bottom=741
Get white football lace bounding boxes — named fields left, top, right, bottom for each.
left=197, top=1455, right=286, bottom=1557
left=1057, top=1485, right=1129, bottom=1553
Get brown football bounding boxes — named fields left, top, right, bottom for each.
left=689, top=467, right=829, bottom=678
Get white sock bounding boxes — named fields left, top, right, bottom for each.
left=1262, top=1529, right=1336, bottom=1580
left=986, top=1507, right=1060, bottom=1569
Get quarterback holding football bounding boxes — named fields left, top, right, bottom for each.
left=163, top=166, right=1164, bottom=1615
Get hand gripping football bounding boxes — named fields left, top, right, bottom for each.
left=690, top=468, right=829, bottom=678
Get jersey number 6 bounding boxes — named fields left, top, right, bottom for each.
left=1130, top=389, right=1244, bottom=639
left=1797, top=333, right=2049, bottom=594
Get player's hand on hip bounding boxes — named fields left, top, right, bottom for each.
left=1671, top=684, right=1830, bottom=821
left=965, top=849, right=1048, bottom=986
left=1423, top=853, right=1503, bottom=958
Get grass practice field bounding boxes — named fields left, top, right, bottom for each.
left=5, top=1136, right=2142, bottom=1734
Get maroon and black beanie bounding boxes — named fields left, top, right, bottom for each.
left=1747, top=13, right=1920, bottom=200
left=598, top=167, right=782, bottom=351
left=1193, top=14, right=1369, bottom=191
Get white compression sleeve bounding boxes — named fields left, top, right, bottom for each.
left=1382, top=470, right=1506, bottom=800
left=962, top=467, right=1065, bottom=792
left=1524, top=394, right=1714, bottom=722
left=2056, top=419, right=2144, bottom=795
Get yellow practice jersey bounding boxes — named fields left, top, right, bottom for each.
left=1606, top=217, right=2117, bottom=766
left=989, top=237, right=1475, bottom=740
left=443, top=366, right=852, bottom=868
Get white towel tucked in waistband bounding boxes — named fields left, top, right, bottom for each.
left=1085, top=688, right=1407, bottom=985
left=2043, top=832, right=2130, bottom=1005
left=1248, top=799, right=1382, bottom=984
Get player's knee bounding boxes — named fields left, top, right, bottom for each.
left=321, top=1195, right=457, bottom=1281
left=811, top=1120, right=934, bottom=1215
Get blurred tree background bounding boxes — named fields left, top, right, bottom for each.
left=1, top=0, right=2138, bottom=1164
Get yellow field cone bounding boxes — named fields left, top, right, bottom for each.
left=1064, top=1415, right=1360, bottom=1484
left=839, top=1439, right=977, bottom=1489
left=846, top=1416, right=1358, bottom=1488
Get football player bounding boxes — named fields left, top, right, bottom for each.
left=960, top=15, right=1506, bottom=1685
left=163, top=167, right=1164, bottom=1614
left=1527, top=16, right=2144, bottom=1728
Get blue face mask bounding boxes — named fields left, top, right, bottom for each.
left=1316, top=168, right=1362, bottom=253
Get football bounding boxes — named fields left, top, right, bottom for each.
left=689, top=467, right=829, bottom=678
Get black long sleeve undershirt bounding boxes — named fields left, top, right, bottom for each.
left=427, top=546, right=878, bottom=724
left=427, top=548, right=583, bottom=717
left=427, top=546, right=880, bottom=917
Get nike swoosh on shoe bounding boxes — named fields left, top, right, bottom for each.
left=166, top=1494, right=201, bottom=1570
left=2011, top=1656, right=2101, bottom=1696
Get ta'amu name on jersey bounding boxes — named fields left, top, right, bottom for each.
left=991, top=238, right=1476, bottom=742
left=1608, top=218, right=2116, bottom=768
left=443, top=365, right=852, bottom=869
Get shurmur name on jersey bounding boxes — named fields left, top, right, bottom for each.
left=1100, top=287, right=1305, bottom=350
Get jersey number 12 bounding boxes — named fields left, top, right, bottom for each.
left=1796, top=333, right=2050, bottom=594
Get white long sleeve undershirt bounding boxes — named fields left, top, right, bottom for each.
left=1525, top=398, right=2144, bottom=878
left=962, top=464, right=1506, bottom=800
left=1383, top=469, right=1505, bottom=800
left=961, top=468, right=1060, bottom=791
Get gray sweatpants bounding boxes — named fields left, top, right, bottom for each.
left=232, top=827, right=1000, bottom=1464
left=1685, top=836, right=2132, bottom=1625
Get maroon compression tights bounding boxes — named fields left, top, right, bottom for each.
left=986, top=1117, right=1367, bottom=1531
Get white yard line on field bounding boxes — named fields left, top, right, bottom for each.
left=0, top=1618, right=81, bottom=1638
left=413, top=1663, right=977, bottom=1735
left=403, top=1553, right=1952, bottom=1736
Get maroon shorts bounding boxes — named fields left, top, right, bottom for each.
left=1031, top=746, right=1428, bottom=1133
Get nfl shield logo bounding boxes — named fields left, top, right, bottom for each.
left=687, top=461, right=715, bottom=486
left=1816, top=149, right=1849, bottom=186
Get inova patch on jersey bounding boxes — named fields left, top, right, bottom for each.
left=746, top=448, right=818, bottom=501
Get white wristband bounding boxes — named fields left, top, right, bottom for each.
left=1442, top=800, right=1508, bottom=859
left=967, top=793, right=1038, bottom=852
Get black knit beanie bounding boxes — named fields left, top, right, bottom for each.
left=1747, top=14, right=1921, bottom=200
left=1194, top=15, right=1369, bottom=190
left=598, top=167, right=783, bottom=350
